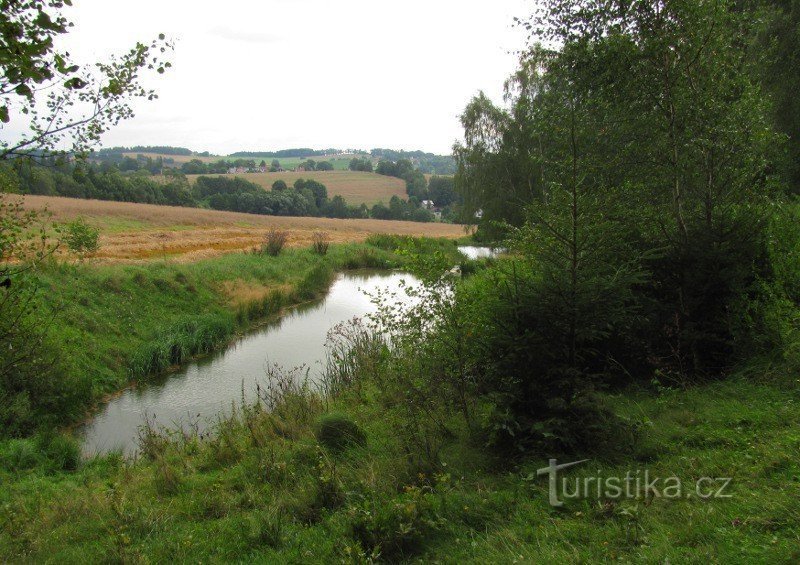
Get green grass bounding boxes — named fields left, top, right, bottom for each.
left=0, top=370, right=797, bottom=562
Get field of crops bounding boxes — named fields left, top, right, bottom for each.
left=17, top=195, right=465, bottom=263
left=185, top=170, right=406, bottom=205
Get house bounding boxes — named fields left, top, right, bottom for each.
left=421, top=200, right=435, bottom=210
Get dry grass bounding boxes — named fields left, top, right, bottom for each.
left=15, top=195, right=467, bottom=263
left=185, top=171, right=406, bottom=205
left=220, top=280, right=293, bottom=306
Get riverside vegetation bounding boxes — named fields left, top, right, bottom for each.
left=2, top=0, right=800, bottom=562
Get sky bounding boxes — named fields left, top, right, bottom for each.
left=11, top=0, right=532, bottom=156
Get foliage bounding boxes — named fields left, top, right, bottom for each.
left=62, top=216, right=99, bottom=256
left=0, top=0, right=172, bottom=159
left=348, top=157, right=373, bottom=172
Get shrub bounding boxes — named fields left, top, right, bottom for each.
left=262, top=228, right=288, bottom=256
left=63, top=217, right=99, bottom=256
left=348, top=486, right=437, bottom=560
left=315, top=413, right=366, bottom=451
left=311, top=231, right=329, bottom=255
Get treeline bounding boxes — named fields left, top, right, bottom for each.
left=94, top=145, right=458, bottom=174
left=178, top=158, right=333, bottom=175
left=443, top=0, right=800, bottom=451
left=229, top=148, right=340, bottom=158
left=2, top=160, right=439, bottom=222
left=371, top=148, right=456, bottom=175
left=97, top=146, right=194, bottom=156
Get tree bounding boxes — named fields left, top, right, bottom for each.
left=532, top=0, right=779, bottom=376
left=1, top=0, right=172, bottom=160
left=0, top=1, right=173, bottom=435
left=427, top=176, right=456, bottom=207
left=316, top=160, right=334, bottom=171
left=759, top=0, right=800, bottom=193
left=325, top=195, right=349, bottom=218
left=272, top=179, right=288, bottom=191
left=348, top=157, right=373, bottom=172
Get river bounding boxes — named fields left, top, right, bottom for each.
left=78, top=246, right=496, bottom=456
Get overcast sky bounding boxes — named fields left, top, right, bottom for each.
left=17, top=0, right=532, bottom=155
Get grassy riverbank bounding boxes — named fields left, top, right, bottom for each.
left=4, top=236, right=462, bottom=433
left=1, top=359, right=798, bottom=561
left=1, top=237, right=798, bottom=563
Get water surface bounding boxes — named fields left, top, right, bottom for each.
left=79, top=270, right=418, bottom=456
left=458, top=245, right=503, bottom=260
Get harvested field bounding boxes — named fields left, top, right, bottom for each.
left=15, top=195, right=467, bottom=263
left=185, top=171, right=405, bottom=205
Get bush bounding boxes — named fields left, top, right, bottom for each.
left=63, top=217, right=99, bottom=256
left=311, top=231, right=329, bottom=255
left=315, top=413, right=366, bottom=451
left=262, top=228, right=288, bottom=256
left=348, top=486, right=437, bottom=560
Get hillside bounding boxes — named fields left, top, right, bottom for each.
left=18, top=195, right=465, bottom=263
left=185, top=171, right=407, bottom=206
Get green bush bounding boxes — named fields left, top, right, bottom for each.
left=63, top=217, right=99, bottom=256
left=315, top=413, right=366, bottom=451
left=348, top=486, right=437, bottom=560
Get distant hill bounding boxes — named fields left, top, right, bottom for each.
left=94, top=146, right=457, bottom=174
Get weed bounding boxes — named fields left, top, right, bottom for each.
left=311, top=231, right=330, bottom=255
left=262, top=228, right=288, bottom=256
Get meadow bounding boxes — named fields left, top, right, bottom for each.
left=185, top=171, right=406, bottom=206
left=19, top=195, right=465, bottom=262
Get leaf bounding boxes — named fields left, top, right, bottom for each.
left=64, top=77, right=86, bottom=90
left=14, top=84, right=32, bottom=97
left=0, top=106, right=8, bottom=123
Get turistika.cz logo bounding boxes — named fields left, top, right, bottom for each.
left=536, top=459, right=733, bottom=507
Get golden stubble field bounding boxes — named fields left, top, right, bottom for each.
left=185, top=171, right=406, bottom=205
left=15, top=195, right=467, bottom=263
